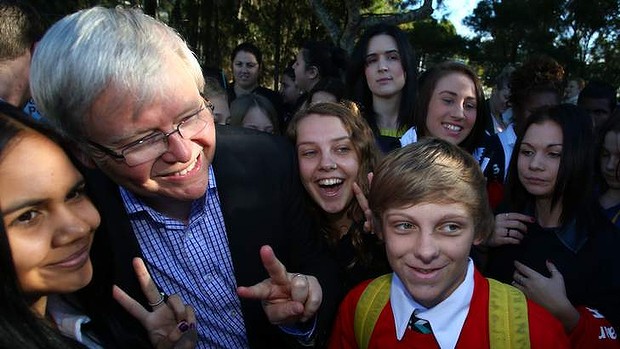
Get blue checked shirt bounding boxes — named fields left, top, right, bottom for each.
left=120, top=166, right=249, bottom=348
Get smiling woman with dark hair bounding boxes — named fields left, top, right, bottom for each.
left=402, top=61, right=488, bottom=155
left=0, top=107, right=197, bottom=348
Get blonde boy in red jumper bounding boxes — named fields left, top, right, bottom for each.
left=329, top=139, right=569, bottom=349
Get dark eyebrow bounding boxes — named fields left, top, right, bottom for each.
left=365, top=49, right=399, bottom=58
left=438, top=91, right=458, bottom=96
left=521, top=142, right=563, bottom=148
left=1, top=179, right=86, bottom=216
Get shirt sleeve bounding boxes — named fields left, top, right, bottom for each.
left=568, top=306, right=620, bottom=349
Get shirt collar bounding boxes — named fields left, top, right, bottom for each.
left=500, top=124, right=516, bottom=147
left=46, top=294, right=97, bottom=346
left=391, top=259, right=475, bottom=349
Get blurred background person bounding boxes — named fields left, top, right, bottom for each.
left=563, top=77, right=585, bottom=105
left=230, top=93, right=279, bottom=134
left=293, top=40, right=348, bottom=107
left=578, top=80, right=617, bottom=130
left=227, top=42, right=283, bottom=120
left=0, top=1, right=45, bottom=120
left=203, top=77, right=231, bottom=125
left=485, top=65, right=515, bottom=135
left=596, top=109, right=620, bottom=228
left=305, top=77, right=345, bottom=106
left=279, top=63, right=301, bottom=128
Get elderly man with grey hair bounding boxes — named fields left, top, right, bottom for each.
left=31, top=7, right=339, bottom=349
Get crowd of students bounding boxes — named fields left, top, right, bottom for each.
left=0, top=2, right=619, bottom=348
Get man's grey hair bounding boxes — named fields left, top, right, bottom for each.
left=30, top=6, right=205, bottom=140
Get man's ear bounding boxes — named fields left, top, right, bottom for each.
left=70, top=144, right=97, bottom=169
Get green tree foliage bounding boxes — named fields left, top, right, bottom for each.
left=25, top=0, right=435, bottom=88
left=23, top=0, right=619, bottom=90
left=26, top=0, right=118, bottom=27
left=408, top=18, right=468, bottom=69
left=165, top=0, right=339, bottom=89
left=464, top=0, right=620, bottom=88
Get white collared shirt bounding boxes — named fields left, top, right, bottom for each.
left=399, top=127, right=418, bottom=147
left=497, top=124, right=516, bottom=181
left=47, top=294, right=103, bottom=349
left=390, top=259, right=475, bottom=349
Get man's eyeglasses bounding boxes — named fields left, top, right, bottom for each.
left=88, top=99, right=214, bottom=166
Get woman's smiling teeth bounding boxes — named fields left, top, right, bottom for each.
left=318, top=178, right=343, bottom=187
left=442, top=123, right=462, bottom=132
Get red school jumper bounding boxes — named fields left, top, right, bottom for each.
left=328, top=269, right=569, bottom=349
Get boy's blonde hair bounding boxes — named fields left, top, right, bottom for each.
left=369, top=138, right=493, bottom=241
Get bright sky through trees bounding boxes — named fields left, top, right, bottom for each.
left=432, top=0, right=481, bottom=38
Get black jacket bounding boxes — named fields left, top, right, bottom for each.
left=77, top=126, right=340, bottom=348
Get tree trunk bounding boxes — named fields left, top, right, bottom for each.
left=308, top=0, right=434, bottom=52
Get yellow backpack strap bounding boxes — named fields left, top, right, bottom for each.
left=612, top=208, right=620, bottom=224
left=354, top=274, right=392, bottom=349
left=488, top=278, right=530, bottom=349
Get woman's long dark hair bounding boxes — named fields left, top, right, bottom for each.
left=0, top=106, right=85, bottom=349
left=506, top=104, right=596, bottom=231
left=346, top=23, right=417, bottom=134
left=595, top=108, right=620, bottom=194
left=0, top=105, right=152, bottom=348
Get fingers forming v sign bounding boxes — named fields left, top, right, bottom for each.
left=237, top=245, right=322, bottom=325
left=113, top=258, right=197, bottom=349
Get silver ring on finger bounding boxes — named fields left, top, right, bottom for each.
left=292, top=273, right=308, bottom=282
left=148, top=291, right=167, bottom=307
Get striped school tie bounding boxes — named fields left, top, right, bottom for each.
left=408, top=311, right=433, bottom=334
